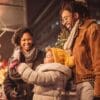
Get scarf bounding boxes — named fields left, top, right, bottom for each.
left=23, top=48, right=38, bottom=63
left=9, top=47, right=38, bottom=80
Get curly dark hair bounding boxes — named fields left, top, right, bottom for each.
left=12, top=27, right=33, bottom=46
left=60, top=0, right=89, bottom=20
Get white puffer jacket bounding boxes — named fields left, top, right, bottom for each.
left=17, top=63, right=71, bottom=100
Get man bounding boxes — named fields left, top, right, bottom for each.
left=59, top=0, right=100, bottom=100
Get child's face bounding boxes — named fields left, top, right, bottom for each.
left=44, top=51, right=54, bottom=64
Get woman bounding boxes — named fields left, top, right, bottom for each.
left=60, top=0, right=100, bottom=100
left=4, top=28, right=45, bottom=100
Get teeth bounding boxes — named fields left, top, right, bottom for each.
left=24, top=45, right=29, bottom=48
left=67, top=24, right=70, bottom=28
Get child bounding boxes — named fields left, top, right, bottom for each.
left=44, top=47, right=74, bottom=67
left=9, top=47, right=74, bottom=100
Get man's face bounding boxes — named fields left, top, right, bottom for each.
left=61, top=10, right=74, bottom=31
left=44, top=51, right=54, bottom=64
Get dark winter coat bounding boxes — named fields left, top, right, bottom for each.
left=4, top=48, right=45, bottom=100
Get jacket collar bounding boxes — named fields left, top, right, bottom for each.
left=79, top=19, right=96, bottom=30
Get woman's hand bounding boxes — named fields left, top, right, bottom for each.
left=9, top=59, right=19, bottom=69
left=10, top=90, right=18, bottom=98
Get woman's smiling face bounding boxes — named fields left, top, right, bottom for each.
left=20, top=32, right=33, bottom=53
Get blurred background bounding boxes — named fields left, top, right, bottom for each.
left=0, top=0, right=100, bottom=60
